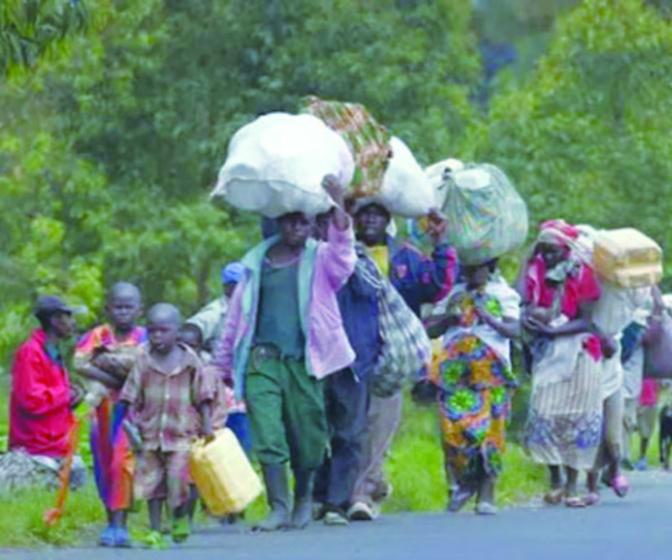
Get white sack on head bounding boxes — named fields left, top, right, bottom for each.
left=211, top=113, right=355, bottom=218
left=379, top=137, right=435, bottom=217
left=351, top=137, right=434, bottom=218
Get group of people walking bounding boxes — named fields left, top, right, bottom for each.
left=6, top=176, right=666, bottom=548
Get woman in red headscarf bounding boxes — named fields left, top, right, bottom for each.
left=520, top=221, right=605, bottom=507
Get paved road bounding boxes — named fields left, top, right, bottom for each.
left=6, top=471, right=672, bottom=560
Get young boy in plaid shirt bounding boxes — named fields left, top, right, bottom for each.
left=119, top=303, right=214, bottom=547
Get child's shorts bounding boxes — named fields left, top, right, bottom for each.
left=135, top=449, right=190, bottom=509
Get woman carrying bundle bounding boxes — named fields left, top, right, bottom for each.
left=520, top=220, right=604, bottom=507
left=420, top=259, right=520, bottom=515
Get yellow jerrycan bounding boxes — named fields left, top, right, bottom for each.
left=189, top=428, right=263, bottom=516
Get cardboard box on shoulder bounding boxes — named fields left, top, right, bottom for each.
left=189, top=428, right=263, bottom=516
left=593, top=228, right=662, bottom=288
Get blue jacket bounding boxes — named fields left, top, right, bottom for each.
left=388, top=237, right=458, bottom=317
left=338, top=246, right=383, bottom=381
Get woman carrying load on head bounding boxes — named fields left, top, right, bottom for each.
left=420, top=258, right=520, bottom=515
left=520, top=220, right=604, bottom=507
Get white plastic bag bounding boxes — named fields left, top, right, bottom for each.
left=211, top=113, right=354, bottom=218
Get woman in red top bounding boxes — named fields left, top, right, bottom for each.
left=520, top=221, right=605, bottom=507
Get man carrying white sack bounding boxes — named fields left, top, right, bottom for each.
left=214, top=176, right=356, bottom=532
left=348, top=202, right=458, bottom=521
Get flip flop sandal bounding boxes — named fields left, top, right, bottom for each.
left=143, top=531, right=168, bottom=550
left=611, top=474, right=630, bottom=498
left=448, top=486, right=475, bottom=513
left=564, top=496, right=586, bottom=508
left=543, top=489, right=564, bottom=505
left=583, top=492, right=600, bottom=507
left=172, top=517, right=191, bottom=543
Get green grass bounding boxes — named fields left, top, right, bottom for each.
left=0, top=485, right=103, bottom=547
left=0, top=380, right=666, bottom=548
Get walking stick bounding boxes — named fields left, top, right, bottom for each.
left=43, top=418, right=80, bottom=526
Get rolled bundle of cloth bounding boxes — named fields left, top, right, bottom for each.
left=303, top=97, right=434, bottom=218
left=211, top=112, right=354, bottom=218
left=302, top=96, right=391, bottom=199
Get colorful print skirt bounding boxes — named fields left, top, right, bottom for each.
left=431, top=334, right=516, bottom=491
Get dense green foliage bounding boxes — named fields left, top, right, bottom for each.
left=465, top=0, right=672, bottom=280
left=2, top=1, right=672, bottom=542
left=2, top=0, right=672, bottom=366
left=0, top=0, right=481, bottom=363
left=0, top=0, right=88, bottom=74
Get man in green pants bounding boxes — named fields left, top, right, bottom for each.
left=214, top=176, right=356, bottom=531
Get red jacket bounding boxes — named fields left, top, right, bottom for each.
left=9, top=329, right=74, bottom=457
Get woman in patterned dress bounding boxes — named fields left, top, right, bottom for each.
left=424, top=259, right=520, bottom=515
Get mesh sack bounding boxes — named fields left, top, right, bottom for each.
left=443, top=163, right=528, bottom=265
left=425, top=158, right=464, bottom=209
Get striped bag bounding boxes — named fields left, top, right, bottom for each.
left=372, top=279, right=432, bottom=398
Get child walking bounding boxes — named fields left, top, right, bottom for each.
left=74, top=282, right=146, bottom=547
left=119, top=303, right=214, bottom=547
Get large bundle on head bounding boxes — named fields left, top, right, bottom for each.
left=442, top=163, right=528, bottom=265
left=211, top=113, right=354, bottom=218
left=425, top=158, right=464, bottom=209
left=303, top=97, right=433, bottom=218
left=593, top=228, right=662, bottom=289
left=302, top=97, right=391, bottom=199
left=351, top=137, right=434, bottom=218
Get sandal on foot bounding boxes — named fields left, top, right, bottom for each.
left=611, top=474, right=629, bottom=498
left=171, top=516, right=191, bottom=543
left=543, top=489, right=564, bottom=505
left=565, top=496, right=585, bottom=508
left=143, top=531, right=168, bottom=550
left=583, top=492, right=600, bottom=507
left=448, top=486, right=474, bottom=513
left=99, top=525, right=116, bottom=547
left=114, top=526, right=132, bottom=548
